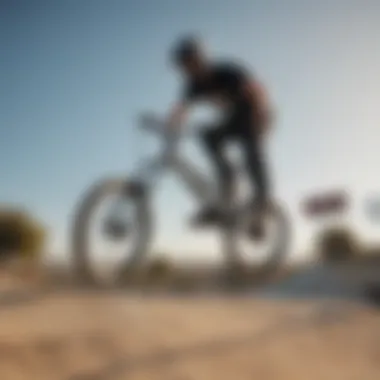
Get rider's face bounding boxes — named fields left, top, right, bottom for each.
left=178, top=56, right=207, bottom=79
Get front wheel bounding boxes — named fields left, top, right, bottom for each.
left=71, top=177, right=153, bottom=286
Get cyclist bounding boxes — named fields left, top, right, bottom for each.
left=166, top=35, right=273, bottom=239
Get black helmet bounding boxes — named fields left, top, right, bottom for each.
left=171, top=35, right=202, bottom=65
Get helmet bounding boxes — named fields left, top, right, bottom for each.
left=171, top=35, right=202, bottom=65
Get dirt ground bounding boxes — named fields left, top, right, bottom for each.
left=0, top=281, right=379, bottom=380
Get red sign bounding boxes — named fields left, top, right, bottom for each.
left=302, top=190, right=349, bottom=217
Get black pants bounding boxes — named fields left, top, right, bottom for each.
left=200, top=104, right=270, bottom=207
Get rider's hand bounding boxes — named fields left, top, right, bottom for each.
left=252, top=109, right=273, bottom=142
left=167, top=102, right=188, bottom=131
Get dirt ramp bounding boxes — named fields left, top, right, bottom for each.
left=0, top=292, right=379, bottom=380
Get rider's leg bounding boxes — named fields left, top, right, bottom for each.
left=190, top=126, right=234, bottom=227
left=241, top=137, right=270, bottom=209
left=202, top=127, right=236, bottom=202
left=237, top=109, right=272, bottom=239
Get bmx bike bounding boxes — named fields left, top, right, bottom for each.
left=71, top=112, right=291, bottom=285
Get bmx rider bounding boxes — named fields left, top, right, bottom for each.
left=166, top=35, right=274, bottom=240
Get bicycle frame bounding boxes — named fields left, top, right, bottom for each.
left=130, top=114, right=216, bottom=205
left=74, top=113, right=291, bottom=273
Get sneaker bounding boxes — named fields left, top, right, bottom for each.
left=189, top=206, right=224, bottom=228
left=247, top=211, right=267, bottom=241
left=247, top=197, right=271, bottom=241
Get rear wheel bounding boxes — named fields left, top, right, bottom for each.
left=71, top=177, right=152, bottom=286
left=221, top=200, right=291, bottom=285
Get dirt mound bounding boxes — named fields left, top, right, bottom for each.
left=0, top=289, right=379, bottom=380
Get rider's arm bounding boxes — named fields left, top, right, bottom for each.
left=242, top=79, right=273, bottom=135
left=167, top=102, right=189, bottom=130
left=218, top=63, right=272, bottom=127
left=167, top=80, right=198, bottom=130
left=242, top=80, right=269, bottom=113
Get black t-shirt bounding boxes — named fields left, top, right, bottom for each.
left=182, top=61, right=252, bottom=106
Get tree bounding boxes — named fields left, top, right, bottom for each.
left=0, top=206, right=46, bottom=261
left=316, top=226, right=360, bottom=262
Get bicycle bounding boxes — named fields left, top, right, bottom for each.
left=71, top=112, right=291, bottom=285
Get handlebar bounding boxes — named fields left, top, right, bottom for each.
left=138, top=112, right=166, bottom=134
left=138, top=111, right=201, bottom=139
left=138, top=112, right=184, bottom=159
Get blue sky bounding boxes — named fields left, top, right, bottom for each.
left=1, top=0, right=380, bottom=261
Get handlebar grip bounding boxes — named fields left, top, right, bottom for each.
left=138, top=113, right=165, bottom=134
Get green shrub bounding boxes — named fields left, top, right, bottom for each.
left=316, top=226, right=360, bottom=262
left=0, top=206, right=46, bottom=261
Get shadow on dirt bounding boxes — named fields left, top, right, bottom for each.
left=0, top=262, right=379, bottom=313
left=254, top=263, right=380, bottom=308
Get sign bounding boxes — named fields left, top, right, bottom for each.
left=302, top=190, right=349, bottom=218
